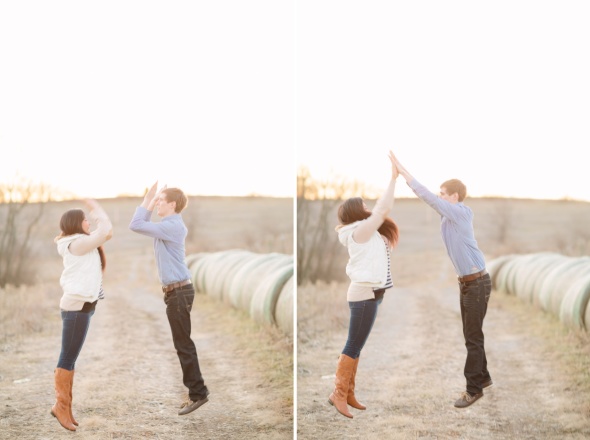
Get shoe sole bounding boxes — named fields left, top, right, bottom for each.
left=178, top=397, right=209, bottom=416
left=454, top=394, right=483, bottom=409
left=328, top=398, right=353, bottom=418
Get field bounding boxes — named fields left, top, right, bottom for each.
left=0, top=196, right=294, bottom=440
left=3, top=195, right=590, bottom=439
left=297, top=197, right=590, bottom=439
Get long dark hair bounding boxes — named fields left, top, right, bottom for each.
left=337, top=197, right=399, bottom=247
left=57, top=208, right=106, bottom=271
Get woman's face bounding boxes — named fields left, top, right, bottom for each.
left=81, top=216, right=90, bottom=234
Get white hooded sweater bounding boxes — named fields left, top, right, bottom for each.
left=335, top=178, right=396, bottom=301
left=338, top=222, right=389, bottom=286
left=56, top=234, right=103, bottom=310
left=55, top=205, right=112, bottom=311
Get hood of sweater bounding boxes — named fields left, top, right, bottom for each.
left=56, top=233, right=85, bottom=256
left=335, top=220, right=364, bottom=246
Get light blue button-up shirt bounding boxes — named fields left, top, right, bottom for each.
left=129, top=206, right=192, bottom=285
left=408, top=179, right=486, bottom=277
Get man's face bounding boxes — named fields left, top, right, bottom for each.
left=156, top=193, right=176, bottom=217
left=439, top=187, right=456, bottom=203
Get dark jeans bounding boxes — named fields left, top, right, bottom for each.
left=342, top=291, right=384, bottom=359
left=459, top=274, right=492, bottom=395
left=57, top=306, right=96, bottom=371
left=164, top=284, right=208, bottom=401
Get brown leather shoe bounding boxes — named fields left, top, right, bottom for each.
left=178, top=391, right=210, bottom=416
left=454, top=391, right=483, bottom=408
left=481, top=379, right=493, bottom=389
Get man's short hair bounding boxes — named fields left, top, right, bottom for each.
left=441, top=179, right=467, bottom=202
left=162, top=188, right=188, bottom=213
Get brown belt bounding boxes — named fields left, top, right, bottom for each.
left=162, top=279, right=192, bottom=294
left=458, top=269, right=488, bottom=283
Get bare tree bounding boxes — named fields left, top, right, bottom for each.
left=0, top=177, right=52, bottom=287
left=297, top=166, right=368, bottom=285
left=489, top=198, right=513, bottom=246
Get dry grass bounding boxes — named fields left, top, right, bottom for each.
left=297, top=198, right=590, bottom=439
left=0, top=196, right=293, bottom=439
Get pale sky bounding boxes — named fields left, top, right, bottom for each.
left=0, top=1, right=294, bottom=199
left=297, top=1, right=590, bottom=201
left=2, top=2, right=589, bottom=202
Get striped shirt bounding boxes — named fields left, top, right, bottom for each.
left=374, top=238, right=393, bottom=291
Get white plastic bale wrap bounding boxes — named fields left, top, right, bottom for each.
left=190, top=255, right=211, bottom=293
left=538, top=257, right=590, bottom=314
left=187, top=250, right=294, bottom=338
left=493, top=256, right=520, bottom=294
left=249, top=261, right=294, bottom=327
left=235, top=254, right=292, bottom=312
left=522, top=253, right=569, bottom=308
left=274, top=275, right=294, bottom=337
left=228, top=253, right=281, bottom=310
left=198, top=251, right=233, bottom=297
left=218, top=251, right=258, bottom=305
left=204, top=250, right=254, bottom=301
left=185, top=253, right=205, bottom=270
left=559, top=272, right=590, bottom=330
left=488, top=252, right=590, bottom=332
left=487, top=254, right=515, bottom=290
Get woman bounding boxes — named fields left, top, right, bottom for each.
left=328, top=151, right=399, bottom=419
left=51, top=199, right=112, bottom=431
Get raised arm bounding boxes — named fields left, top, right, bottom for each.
left=389, top=150, right=414, bottom=184
left=352, top=151, right=398, bottom=244
left=140, top=181, right=165, bottom=211
left=69, top=199, right=113, bottom=256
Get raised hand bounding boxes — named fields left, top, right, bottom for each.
left=141, top=181, right=160, bottom=209
left=388, top=151, right=399, bottom=180
left=389, top=150, right=413, bottom=183
left=83, top=198, right=100, bottom=212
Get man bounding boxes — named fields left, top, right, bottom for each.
left=129, top=182, right=210, bottom=415
left=391, top=153, right=492, bottom=409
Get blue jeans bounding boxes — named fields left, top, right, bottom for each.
left=164, top=284, right=209, bottom=401
left=459, top=274, right=492, bottom=395
left=342, top=292, right=384, bottom=359
left=57, top=308, right=95, bottom=371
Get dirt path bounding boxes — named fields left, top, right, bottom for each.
left=0, top=252, right=292, bottom=440
left=297, top=273, right=590, bottom=439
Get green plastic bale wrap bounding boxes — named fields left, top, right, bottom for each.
left=185, top=253, right=205, bottom=270
left=494, top=256, right=521, bottom=294
left=274, top=275, right=293, bottom=338
left=197, top=251, right=234, bottom=298
left=228, top=253, right=290, bottom=311
left=520, top=253, right=568, bottom=308
left=190, top=254, right=211, bottom=293
left=249, top=262, right=294, bottom=327
left=487, top=254, right=515, bottom=290
left=236, top=254, right=292, bottom=312
left=559, top=272, right=590, bottom=330
left=204, top=250, right=254, bottom=301
left=217, top=251, right=259, bottom=305
left=513, top=253, right=562, bottom=303
left=538, top=257, right=590, bottom=314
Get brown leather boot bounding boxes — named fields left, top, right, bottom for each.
left=347, top=356, right=366, bottom=410
left=50, top=368, right=76, bottom=431
left=69, top=370, right=79, bottom=426
left=328, top=354, right=355, bottom=418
